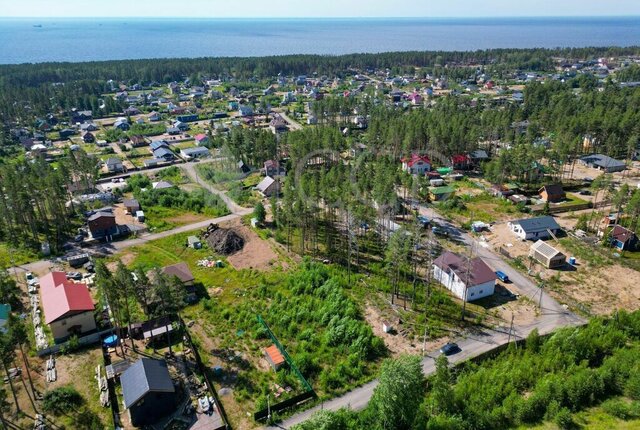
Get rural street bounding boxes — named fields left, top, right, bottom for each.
left=274, top=109, right=303, bottom=131
left=267, top=204, right=585, bottom=429
left=10, top=161, right=252, bottom=276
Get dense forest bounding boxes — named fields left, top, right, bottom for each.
left=0, top=150, right=97, bottom=252
left=294, top=310, right=640, bottom=430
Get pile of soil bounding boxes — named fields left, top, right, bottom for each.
left=205, top=226, right=245, bottom=255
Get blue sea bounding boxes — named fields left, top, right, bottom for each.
left=0, top=17, right=639, bottom=64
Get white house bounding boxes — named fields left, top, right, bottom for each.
left=401, top=154, right=431, bottom=175
left=432, top=251, right=497, bottom=302
left=508, top=216, right=562, bottom=241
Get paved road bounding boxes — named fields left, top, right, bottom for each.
left=267, top=205, right=585, bottom=429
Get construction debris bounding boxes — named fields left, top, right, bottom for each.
left=95, top=365, right=110, bottom=407
left=197, top=258, right=224, bottom=268
left=204, top=225, right=244, bottom=255
left=45, top=356, right=57, bottom=382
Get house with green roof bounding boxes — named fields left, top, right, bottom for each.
left=0, top=304, right=10, bottom=333
left=429, top=186, right=456, bottom=201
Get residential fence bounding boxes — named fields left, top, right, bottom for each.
left=36, top=328, right=114, bottom=357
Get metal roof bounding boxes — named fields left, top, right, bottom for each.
left=121, top=358, right=175, bottom=409
left=530, top=240, right=565, bottom=259
left=511, top=216, right=561, bottom=233
left=433, top=251, right=497, bottom=287
left=40, top=272, right=94, bottom=324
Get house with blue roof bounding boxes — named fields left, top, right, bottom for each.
left=153, top=147, right=175, bottom=161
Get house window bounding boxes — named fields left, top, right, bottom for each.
left=470, top=292, right=475, bottom=297
left=480, top=290, right=483, bottom=294
left=61, top=320, right=67, bottom=326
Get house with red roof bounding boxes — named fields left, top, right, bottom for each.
left=194, top=134, right=210, bottom=146
left=451, top=154, right=471, bottom=170
left=40, top=272, right=96, bottom=343
left=401, top=154, right=431, bottom=175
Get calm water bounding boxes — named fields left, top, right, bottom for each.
left=0, top=17, right=639, bottom=64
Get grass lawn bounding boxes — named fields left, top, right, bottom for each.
left=143, top=206, right=211, bottom=232
left=518, top=401, right=640, bottom=430
left=437, top=192, right=521, bottom=224
left=558, top=193, right=590, bottom=207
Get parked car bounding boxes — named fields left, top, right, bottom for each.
left=440, top=342, right=460, bottom=356
left=495, top=271, right=510, bottom=283
left=66, top=272, right=82, bottom=280
left=578, top=190, right=591, bottom=195
left=432, top=226, right=448, bottom=236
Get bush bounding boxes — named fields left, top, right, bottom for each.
left=42, top=386, right=83, bottom=415
left=555, top=407, right=575, bottom=429
left=601, top=398, right=639, bottom=420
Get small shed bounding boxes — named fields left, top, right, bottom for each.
left=123, top=199, right=140, bottom=215
left=382, top=321, right=392, bottom=334
left=187, top=235, right=202, bottom=249
left=135, top=210, right=145, bottom=222
left=264, top=345, right=285, bottom=371
left=529, top=240, right=566, bottom=269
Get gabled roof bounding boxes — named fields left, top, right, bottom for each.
left=150, top=140, right=169, bottom=150
left=88, top=211, right=116, bottom=222
left=123, top=198, right=140, bottom=208
left=161, top=262, right=194, bottom=284
left=611, top=225, right=637, bottom=243
left=530, top=240, right=565, bottom=259
left=256, top=176, right=276, bottom=193
left=153, top=147, right=174, bottom=158
left=510, top=216, right=561, bottom=233
left=433, top=251, right=497, bottom=287
left=539, top=184, right=565, bottom=195
left=181, top=146, right=209, bottom=156
left=121, top=358, right=175, bottom=409
left=153, top=180, right=174, bottom=190
left=40, top=272, right=94, bottom=324
left=105, top=157, right=121, bottom=166
left=402, top=154, right=431, bottom=167
left=265, top=345, right=285, bottom=366
left=195, top=133, right=208, bottom=141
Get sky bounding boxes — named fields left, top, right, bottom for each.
left=3, top=0, right=640, bottom=18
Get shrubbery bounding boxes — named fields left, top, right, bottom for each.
left=42, top=386, right=83, bottom=415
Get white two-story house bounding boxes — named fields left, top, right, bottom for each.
left=433, top=251, right=497, bottom=302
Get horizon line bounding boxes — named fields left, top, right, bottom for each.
left=2, top=15, right=640, bottom=19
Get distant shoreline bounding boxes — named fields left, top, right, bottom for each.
left=1, top=17, right=639, bottom=64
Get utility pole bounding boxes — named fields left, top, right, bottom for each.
left=461, top=242, right=473, bottom=321
left=507, top=313, right=514, bottom=344
left=538, top=283, right=544, bottom=310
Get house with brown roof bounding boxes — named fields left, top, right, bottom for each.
left=539, top=184, right=566, bottom=203
left=40, top=272, right=96, bottom=343
left=609, top=225, right=638, bottom=251
left=161, top=263, right=197, bottom=302
left=432, top=251, right=497, bottom=301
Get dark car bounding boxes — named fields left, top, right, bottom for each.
left=440, top=343, right=460, bottom=356
left=578, top=190, right=591, bottom=195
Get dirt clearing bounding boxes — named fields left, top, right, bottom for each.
left=221, top=219, right=280, bottom=271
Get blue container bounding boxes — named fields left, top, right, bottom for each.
left=103, top=335, right=118, bottom=347
left=569, top=257, right=576, bottom=265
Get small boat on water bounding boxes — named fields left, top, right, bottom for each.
left=33, top=24, right=43, bottom=28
